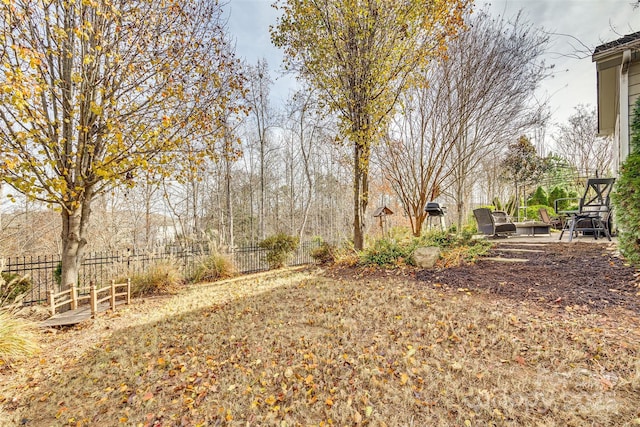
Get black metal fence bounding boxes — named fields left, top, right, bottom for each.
left=3, top=241, right=319, bottom=305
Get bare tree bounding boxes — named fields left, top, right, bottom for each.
left=377, top=8, right=549, bottom=232
left=501, top=135, right=547, bottom=217
left=442, top=9, right=550, bottom=230
left=553, top=104, right=613, bottom=177
left=283, top=88, right=334, bottom=240
left=244, top=59, right=277, bottom=241
left=377, top=78, right=460, bottom=236
left=219, top=118, right=244, bottom=248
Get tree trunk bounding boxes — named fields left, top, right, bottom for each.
left=225, top=156, right=234, bottom=248
left=414, top=220, right=423, bottom=238
left=145, top=189, right=151, bottom=250
left=298, top=166, right=313, bottom=242
left=191, top=179, right=200, bottom=240
left=413, top=209, right=427, bottom=237
left=514, top=181, right=519, bottom=220
left=260, top=137, right=265, bottom=240
left=353, top=142, right=370, bottom=250
left=456, top=182, right=465, bottom=233
left=457, top=200, right=464, bottom=233
left=59, top=197, right=91, bottom=297
left=297, top=120, right=314, bottom=241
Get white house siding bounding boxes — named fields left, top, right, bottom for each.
left=594, top=33, right=640, bottom=175
left=627, top=62, right=640, bottom=122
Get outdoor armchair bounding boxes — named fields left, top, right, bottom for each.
left=473, top=208, right=517, bottom=237
left=538, top=208, right=563, bottom=229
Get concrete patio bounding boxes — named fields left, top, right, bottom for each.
left=477, top=231, right=618, bottom=244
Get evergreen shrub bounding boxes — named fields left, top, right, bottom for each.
left=612, top=154, right=640, bottom=265
left=361, top=229, right=492, bottom=268
left=259, top=233, right=300, bottom=269
left=361, top=238, right=417, bottom=267
left=612, top=96, right=640, bottom=266
left=523, top=204, right=554, bottom=221
left=528, top=186, right=548, bottom=206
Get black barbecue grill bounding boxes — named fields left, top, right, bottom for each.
left=425, top=202, right=446, bottom=230
left=425, top=202, right=446, bottom=216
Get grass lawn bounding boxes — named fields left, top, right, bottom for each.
left=1, top=266, right=639, bottom=426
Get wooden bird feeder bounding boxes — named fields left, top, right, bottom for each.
left=373, top=205, right=394, bottom=236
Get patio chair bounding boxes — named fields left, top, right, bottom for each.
left=558, top=177, right=615, bottom=242
left=538, top=208, right=563, bottom=229
left=473, top=208, right=517, bottom=237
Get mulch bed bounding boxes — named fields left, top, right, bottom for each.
left=415, top=242, right=640, bottom=312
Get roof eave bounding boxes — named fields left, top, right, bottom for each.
left=593, top=33, right=640, bottom=62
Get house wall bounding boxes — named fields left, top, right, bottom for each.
left=605, top=53, right=639, bottom=175
left=627, top=61, right=640, bottom=122
left=597, top=65, right=619, bottom=136
left=594, top=39, right=640, bottom=176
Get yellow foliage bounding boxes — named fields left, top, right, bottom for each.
left=0, top=0, right=245, bottom=213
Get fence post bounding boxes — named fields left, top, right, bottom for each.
left=90, top=281, right=97, bottom=318
left=126, top=278, right=131, bottom=305
left=110, top=279, right=116, bottom=310
left=70, top=284, right=77, bottom=310
left=48, top=289, right=55, bottom=316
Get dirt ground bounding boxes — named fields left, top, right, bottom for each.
left=415, top=241, right=640, bottom=313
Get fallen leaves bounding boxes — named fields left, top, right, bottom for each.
left=400, top=372, right=409, bottom=384
left=2, top=271, right=639, bottom=426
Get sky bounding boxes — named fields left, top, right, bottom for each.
left=225, top=0, right=640, bottom=130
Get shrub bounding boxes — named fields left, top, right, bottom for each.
left=362, top=230, right=493, bottom=269
left=310, top=241, right=338, bottom=265
left=423, top=228, right=490, bottom=258
left=437, top=241, right=493, bottom=268
left=523, top=204, right=555, bottom=221
left=0, top=310, right=39, bottom=362
left=330, top=240, right=360, bottom=267
left=459, top=224, right=477, bottom=242
left=549, top=186, right=580, bottom=212
left=361, top=238, right=417, bottom=267
left=548, top=186, right=568, bottom=211
left=418, top=229, right=458, bottom=248
left=192, top=253, right=237, bottom=283
left=54, top=261, right=62, bottom=286
left=528, top=186, right=548, bottom=206
left=612, top=96, right=640, bottom=266
left=259, top=233, right=300, bottom=269
left=0, top=272, right=32, bottom=306
left=130, top=260, right=183, bottom=297
left=612, top=154, right=640, bottom=265
left=387, top=226, right=413, bottom=241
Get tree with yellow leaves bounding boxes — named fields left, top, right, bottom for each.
left=0, top=0, right=245, bottom=292
left=271, top=0, right=470, bottom=249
